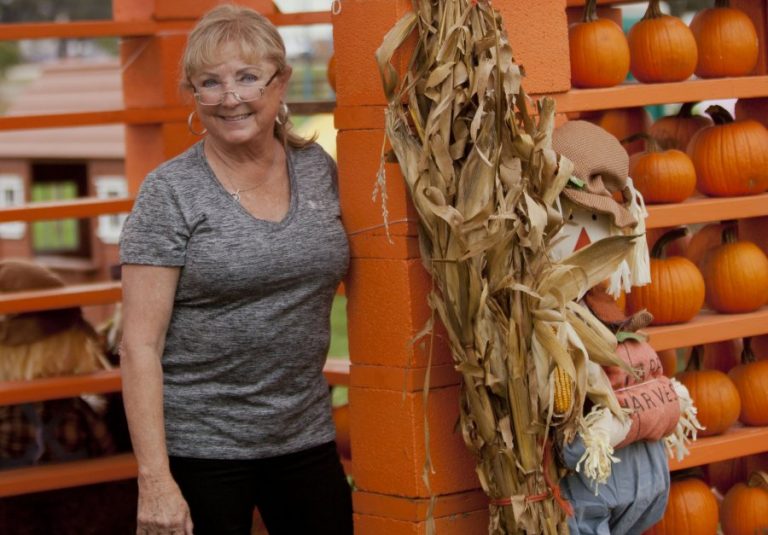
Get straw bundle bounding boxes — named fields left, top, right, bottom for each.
left=376, top=1, right=638, bottom=533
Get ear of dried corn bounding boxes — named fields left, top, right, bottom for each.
left=376, top=2, right=632, bottom=533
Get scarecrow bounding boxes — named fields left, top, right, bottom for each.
left=0, top=260, right=138, bottom=534
left=550, top=121, right=702, bottom=535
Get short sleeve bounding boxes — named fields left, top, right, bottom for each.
left=119, top=173, right=189, bottom=266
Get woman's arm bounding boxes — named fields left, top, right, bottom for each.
left=120, top=264, right=193, bottom=535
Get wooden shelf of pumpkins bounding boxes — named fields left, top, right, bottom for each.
left=556, top=4, right=768, bottom=473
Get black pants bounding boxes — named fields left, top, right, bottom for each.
left=169, top=441, right=353, bottom=535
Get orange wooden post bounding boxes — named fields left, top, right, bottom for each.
left=114, top=0, right=276, bottom=195
left=334, top=1, right=571, bottom=532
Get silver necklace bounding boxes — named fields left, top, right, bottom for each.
left=220, top=146, right=280, bottom=204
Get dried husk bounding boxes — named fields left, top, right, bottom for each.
left=376, top=2, right=632, bottom=533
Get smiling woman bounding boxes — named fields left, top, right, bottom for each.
left=118, top=5, right=352, bottom=535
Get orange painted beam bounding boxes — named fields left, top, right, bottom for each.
left=669, top=425, right=768, bottom=471
left=0, top=197, right=134, bottom=223
left=354, top=489, right=487, bottom=522
left=645, top=193, right=768, bottom=229
left=0, top=282, right=122, bottom=314
left=0, top=453, right=138, bottom=498
left=644, top=307, right=768, bottom=351
left=0, top=12, right=331, bottom=41
left=0, top=363, right=349, bottom=406
left=0, top=107, right=189, bottom=131
left=0, top=370, right=123, bottom=406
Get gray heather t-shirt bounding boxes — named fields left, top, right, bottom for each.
left=119, top=141, right=349, bottom=459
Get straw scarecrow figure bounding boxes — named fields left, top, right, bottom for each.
left=376, top=1, right=699, bottom=533
left=550, top=121, right=702, bottom=535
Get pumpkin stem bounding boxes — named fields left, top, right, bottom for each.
left=741, top=337, right=756, bottom=364
left=676, top=102, right=697, bottom=118
left=721, top=222, right=739, bottom=245
left=715, top=0, right=731, bottom=8
left=651, top=227, right=688, bottom=259
left=623, top=132, right=662, bottom=153
left=705, top=105, right=735, bottom=125
left=747, top=470, right=768, bottom=490
left=686, top=345, right=703, bottom=371
left=583, top=0, right=599, bottom=22
left=642, top=0, right=664, bottom=20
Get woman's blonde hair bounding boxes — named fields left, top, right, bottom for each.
left=181, top=4, right=315, bottom=148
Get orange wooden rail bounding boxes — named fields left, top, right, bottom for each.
left=0, top=198, right=133, bottom=223
left=0, top=282, right=122, bottom=314
left=0, top=12, right=332, bottom=42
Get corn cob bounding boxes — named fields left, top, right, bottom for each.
left=553, top=365, right=572, bottom=415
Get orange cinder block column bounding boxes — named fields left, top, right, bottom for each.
left=334, top=1, right=571, bottom=533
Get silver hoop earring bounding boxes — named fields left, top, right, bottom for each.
left=187, top=110, right=207, bottom=136
left=275, top=102, right=289, bottom=126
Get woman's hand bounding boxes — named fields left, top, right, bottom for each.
left=137, top=472, right=194, bottom=535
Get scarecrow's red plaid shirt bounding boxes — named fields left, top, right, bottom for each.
left=0, top=398, right=115, bottom=468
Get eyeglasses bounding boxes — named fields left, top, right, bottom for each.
left=193, top=70, right=280, bottom=106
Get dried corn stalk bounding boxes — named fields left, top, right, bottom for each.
left=376, top=1, right=637, bottom=533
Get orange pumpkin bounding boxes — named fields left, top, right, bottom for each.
left=332, top=403, right=351, bottom=459
left=728, top=339, right=768, bottom=426
left=582, top=107, right=652, bottom=154
left=644, top=477, right=718, bottom=534
left=687, top=105, right=768, bottom=197
left=690, top=0, right=759, bottom=78
left=707, top=453, right=768, bottom=494
left=627, top=228, right=705, bottom=325
left=697, top=338, right=743, bottom=373
left=700, top=226, right=768, bottom=313
left=627, top=0, right=697, bottom=84
left=646, top=226, right=690, bottom=258
left=752, top=334, right=768, bottom=360
left=720, top=471, right=768, bottom=535
left=629, top=135, right=696, bottom=204
left=649, top=102, right=713, bottom=151
left=677, top=346, right=741, bottom=437
left=685, top=222, right=727, bottom=268
left=569, top=0, right=630, bottom=88
left=657, top=348, right=678, bottom=376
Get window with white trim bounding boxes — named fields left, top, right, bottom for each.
left=0, top=174, right=26, bottom=240
left=95, top=176, right=128, bottom=244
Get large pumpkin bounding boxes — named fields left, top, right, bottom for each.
left=627, top=0, right=697, bottom=83
left=700, top=226, right=768, bottom=313
left=687, top=105, right=768, bottom=197
left=707, top=453, right=768, bottom=494
left=677, top=346, right=741, bottom=436
left=685, top=222, right=727, bottom=268
left=645, top=477, right=718, bottom=534
left=720, top=471, right=768, bottom=535
left=627, top=228, right=705, bottom=325
left=728, top=339, right=768, bottom=426
left=569, top=0, right=630, bottom=88
left=629, top=135, right=696, bottom=204
left=582, top=107, right=652, bottom=154
left=690, top=0, right=759, bottom=78
left=649, top=102, right=713, bottom=151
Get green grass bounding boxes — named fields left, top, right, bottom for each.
left=328, top=294, right=349, bottom=406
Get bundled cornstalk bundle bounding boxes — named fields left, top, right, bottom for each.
left=376, top=1, right=638, bottom=533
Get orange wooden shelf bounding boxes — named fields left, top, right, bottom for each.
left=549, top=76, right=768, bottom=114
left=644, top=307, right=768, bottom=351
left=0, top=453, right=138, bottom=498
left=669, top=425, right=768, bottom=471
left=645, top=194, right=768, bottom=229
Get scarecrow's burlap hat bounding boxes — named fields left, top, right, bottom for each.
left=552, top=120, right=638, bottom=229
left=0, top=259, right=84, bottom=346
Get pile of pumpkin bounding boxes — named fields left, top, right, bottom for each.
left=570, top=0, right=759, bottom=88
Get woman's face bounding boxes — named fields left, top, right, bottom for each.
left=189, top=42, right=288, bottom=148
